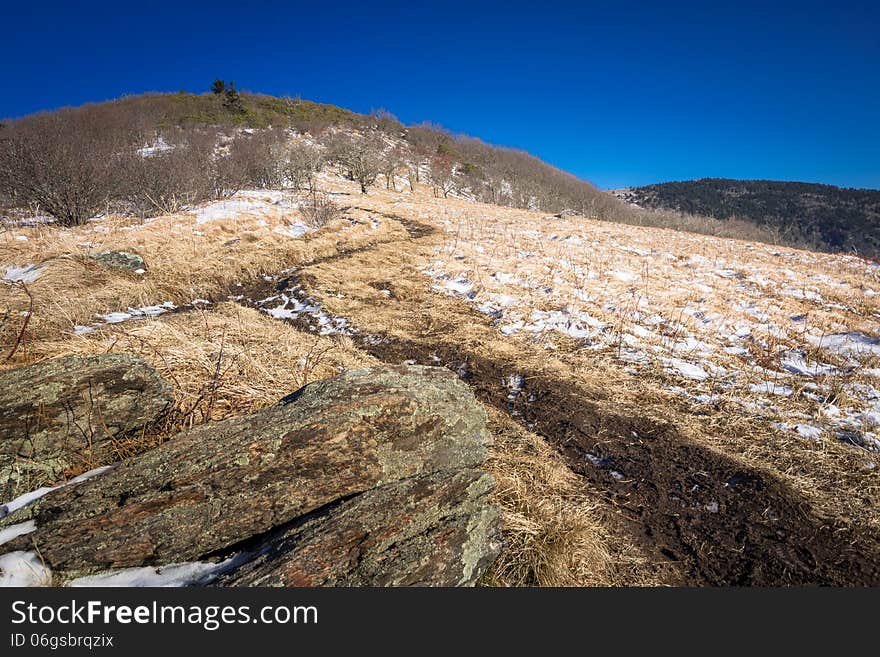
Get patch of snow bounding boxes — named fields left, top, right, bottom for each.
left=95, top=301, right=176, bottom=325
left=0, top=465, right=116, bottom=519
left=259, top=286, right=354, bottom=336
left=68, top=557, right=237, bottom=588
left=137, top=136, right=173, bottom=157
left=3, top=264, right=41, bottom=284
left=663, top=358, right=710, bottom=381
left=0, top=520, right=36, bottom=546
left=813, top=332, right=880, bottom=360
left=780, top=351, right=839, bottom=377
left=783, top=288, right=822, bottom=301
left=0, top=551, right=51, bottom=587
left=505, top=373, right=525, bottom=401
left=611, top=270, right=639, bottom=283
left=749, top=381, right=794, bottom=397
left=433, top=277, right=474, bottom=298
left=273, top=224, right=309, bottom=239
left=795, top=424, right=823, bottom=439
left=190, top=196, right=276, bottom=224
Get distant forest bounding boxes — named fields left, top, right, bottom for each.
left=618, top=178, right=880, bottom=257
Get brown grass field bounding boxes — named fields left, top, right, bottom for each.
left=3, top=170, right=879, bottom=585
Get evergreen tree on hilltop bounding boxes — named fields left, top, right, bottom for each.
left=222, top=80, right=246, bottom=115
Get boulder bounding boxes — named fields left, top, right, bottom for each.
left=0, top=355, right=173, bottom=499
left=87, top=250, right=147, bottom=274
left=0, top=365, right=501, bottom=586
left=217, top=469, right=501, bottom=587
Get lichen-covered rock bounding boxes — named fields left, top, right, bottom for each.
left=87, top=250, right=146, bottom=273
left=1, top=365, right=500, bottom=586
left=217, top=469, right=502, bottom=587
left=0, top=355, right=173, bottom=499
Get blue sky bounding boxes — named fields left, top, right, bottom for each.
left=2, top=1, right=878, bottom=189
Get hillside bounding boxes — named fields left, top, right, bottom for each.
left=2, top=152, right=880, bottom=585
left=2, top=90, right=880, bottom=587
left=613, top=178, right=880, bottom=257
left=0, top=89, right=626, bottom=225
left=1, top=90, right=807, bottom=251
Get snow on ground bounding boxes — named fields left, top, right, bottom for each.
left=256, top=279, right=355, bottom=336
left=3, top=264, right=42, bottom=284
left=422, top=205, right=880, bottom=453
left=189, top=190, right=302, bottom=224
left=136, top=136, right=173, bottom=157
left=274, top=224, right=310, bottom=239
left=0, top=465, right=116, bottom=519
left=74, top=299, right=214, bottom=336
left=0, top=520, right=36, bottom=547
left=96, top=301, right=176, bottom=324
left=0, top=551, right=52, bottom=586
left=67, top=557, right=238, bottom=587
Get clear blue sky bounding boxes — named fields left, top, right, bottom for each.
left=2, top=0, right=878, bottom=189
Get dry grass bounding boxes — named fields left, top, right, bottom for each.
left=0, top=190, right=406, bottom=357
left=3, top=170, right=879, bottom=586
left=481, top=407, right=663, bottom=587
left=293, top=180, right=880, bottom=564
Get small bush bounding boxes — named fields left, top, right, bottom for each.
left=118, top=130, right=215, bottom=216
left=300, top=192, right=342, bottom=228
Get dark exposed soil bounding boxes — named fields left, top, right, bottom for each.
left=355, top=337, right=880, bottom=586
left=227, top=209, right=880, bottom=586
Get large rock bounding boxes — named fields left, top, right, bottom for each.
left=0, top=355, right=173, bottom=499
left=217, top=469, right=500, bottom=587
left=0, top=365, right=501, bottom=586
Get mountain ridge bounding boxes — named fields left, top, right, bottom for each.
left=612, top=177, right=880, bottom=256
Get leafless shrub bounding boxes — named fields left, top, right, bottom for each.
left=430, top=155, right=457, bottom=198
left=300, top=192, right=342, bottom=228
left=0, top=108, right=133, bottom=225
left=119, top=130, right=215, bottom=216
left=227, top=128, right=286, bottom=189
left=283, top=144, right=325, bottom=191
left=324, top=132, right=384, bottom=193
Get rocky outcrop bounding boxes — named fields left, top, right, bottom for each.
left=217, top=469, right=499, bottom=586
left=0, top=365, right=501, bottom=586
left=87, top=250, right=147, bottom=274
left=0, top=355, right=173, bottom=499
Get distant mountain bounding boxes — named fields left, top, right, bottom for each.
left=612, top=178, right=880, bottom=257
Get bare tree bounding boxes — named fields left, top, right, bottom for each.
left=283, top=144, right=325, bottom=192
left=381, top=147, right=405, bottom=191
left=430, top=155, right=456, bottom=198
left=326, top=132, right=383, bottom=194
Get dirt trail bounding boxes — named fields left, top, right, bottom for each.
left=235, top=208, right=880, bottom=586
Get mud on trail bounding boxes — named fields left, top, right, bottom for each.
left=234, top=210, right=880, bottom=586
left=357, top=338, right=880, bottom=585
